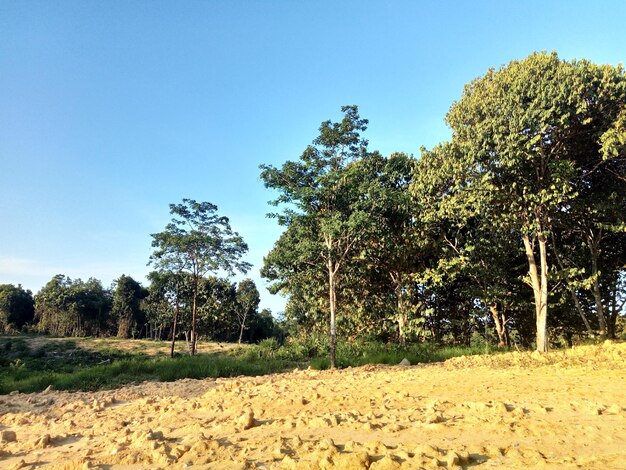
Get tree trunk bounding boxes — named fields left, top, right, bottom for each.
left=607, top=279, right=623, bottom=340
left=238, top=310, right=248, bottom=344
left=328, top=262, right=337, bottom=369
left=170, top=299, right=179, bottom=358
left=523, top=232, right=549, bottom=352
left=191, top=277, right=198, bottom=356
left=489, top=303, right=507, bottom=347
left=587, top=234, right=607, bottom=337
left=570, top=290, right=594, bottom=335
left=393, top=277, right=407, bottom=345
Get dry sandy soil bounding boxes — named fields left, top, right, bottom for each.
left=0, top=342, right=624, bottom=469
left=17, top=337, right=240, bottom=357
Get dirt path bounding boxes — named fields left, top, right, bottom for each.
left=0, top=342, right=624, bottom=469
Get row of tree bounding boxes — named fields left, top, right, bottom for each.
left=260, top=52, right=626, bottom=364
left=0, top=274, right=277, bottom=348
left=3, top=53, right=624, bottom=366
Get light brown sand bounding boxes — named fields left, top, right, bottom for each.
left=0, top=342, right=624, bottom=469
left=17, top=337, right=239, bottom=357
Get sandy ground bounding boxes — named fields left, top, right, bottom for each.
left=16, top=336, right=240, bottom=357
left=0, top=342, right=624, bottom=469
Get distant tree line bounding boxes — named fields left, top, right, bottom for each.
left=260, top=52, right=626, bottom=364
left=0, top=274, right=278, bottom=345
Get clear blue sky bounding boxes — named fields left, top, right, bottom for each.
left=1, top=0, right=625, bottom=313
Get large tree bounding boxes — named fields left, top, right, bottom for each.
left=443, top=52, right=626, bottom=351
left=260, top=105, right=380, bottom=367
left=34, top=275, right=112, bottom=337
left=0, top=284, right=34, bottom=332
left=112, top=275, right=147, bottom=339
left=150, top=199, right=250, bottom=355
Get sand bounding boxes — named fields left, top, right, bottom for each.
left=0, top=341, right=624, bottom=469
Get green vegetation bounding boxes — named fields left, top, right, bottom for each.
left=1, top=52, right=624, bottom=370
left=244, top=336, right=495, bottom=370
left=149, top=199, right=251, bottom=356
left=261, top=52, right=625, bottom=360
left=0, top=335, right=496, bottom=394
left=0, top=337, right=292, bottom=394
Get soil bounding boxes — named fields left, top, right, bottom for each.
left=17, top=336, right=240, bottom=357
left=0, top=341, right=624, bottom=469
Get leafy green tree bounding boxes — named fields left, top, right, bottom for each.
left=143, top=271, right=177, bottom=340
left=261, top=105, right=380, bottom=367
left=112, top=275, right=147, bottom=338
left=150, top=199, right=250, bottom=354
left=0, top=284, right=34, bottom=332
left=247, top=308, right=280, bottom=343
left=72, top=278, right=112, bottom=336
left=443, top=52, right=626, bottom=351
left=34, top=275, right=112, bottom=336
left=196, top=275, right=237, bottom=341
left=356, top=152, right=426, bottom=343
left=235, top=278, right=261, bottom=344
left=34, top=275, right=74, bottom=335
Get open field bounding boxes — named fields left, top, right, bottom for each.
left=11, top=336, right=242, bottom=357
left=0, top=341, right=624, bottom=469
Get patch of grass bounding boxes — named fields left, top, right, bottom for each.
left=0, top=354, right=297, bottom=394
left=236, top=336, right=499, bottom=370
left=0, top=334, right=502, bottom=394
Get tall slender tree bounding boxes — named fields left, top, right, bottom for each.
left=150, top=199, right=250, bottom=355
left=260, top=105, right=377, bottom=367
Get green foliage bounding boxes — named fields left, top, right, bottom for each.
left=239, top=334, right=496, bottom=369
left=0, top=284, right=34, bottom=332
left=2, top=52, right=624, bottom=357
left=112, top=275, right=147, bottom=338
left=33, top=276, right=112, bottom=337
left=413, top=52, right=626, bottom=349
left=0, top=337, right=293, bottom=394
left=150, top=199, right=251, bottom=354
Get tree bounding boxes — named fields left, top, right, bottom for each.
left=357, top=152, right=424, bottom=343
left=143, top=271, right=177, bottom=341
left=33, top=275, right=112, bottom=336
left=443, top=52, right=626, bottom=351
left=0, top=284, right=34, bottom=332
left=150, top=199, right=250, bottom=355
left=235, top=279, right=260, bottom=344
left=196, top=276, right=237, bottom=341
left=260, top=105, right=377, bottom=367
left=111, top=275, right=147, bottom=338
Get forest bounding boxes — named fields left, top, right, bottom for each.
left=1, top=53, right=625, bottom=364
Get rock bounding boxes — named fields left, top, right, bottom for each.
left=399, top=358, right=411, bottom=366
left=605, top=404, right=623, bottom=415
left=148, top=430, right=165, bottom=441
left=425, top=413, right=445, bottom=424
left=280, top=455, right=298, bottom=469
left=1, top=430, right=17, bottom=443
left=318, top=438, right=336, bottom=451
left=446, top=451, right=470, bottom=467
left=34, top=434, right=51, bottom=448
left=370, top=455, right=402, bottom=469
left=9, top=459, right=26, bottom=470
left=43, top=384, right=55, bottom=393
left=334, top=452, right=370, bottom=469
left=238, top=408, right=256, bottom=430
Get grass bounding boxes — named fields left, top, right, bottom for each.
left=0, top=354, right=295, bottom=394
left=236, top=336, right=497, bottom=370
left=0, top=334, right=498, bottom=394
